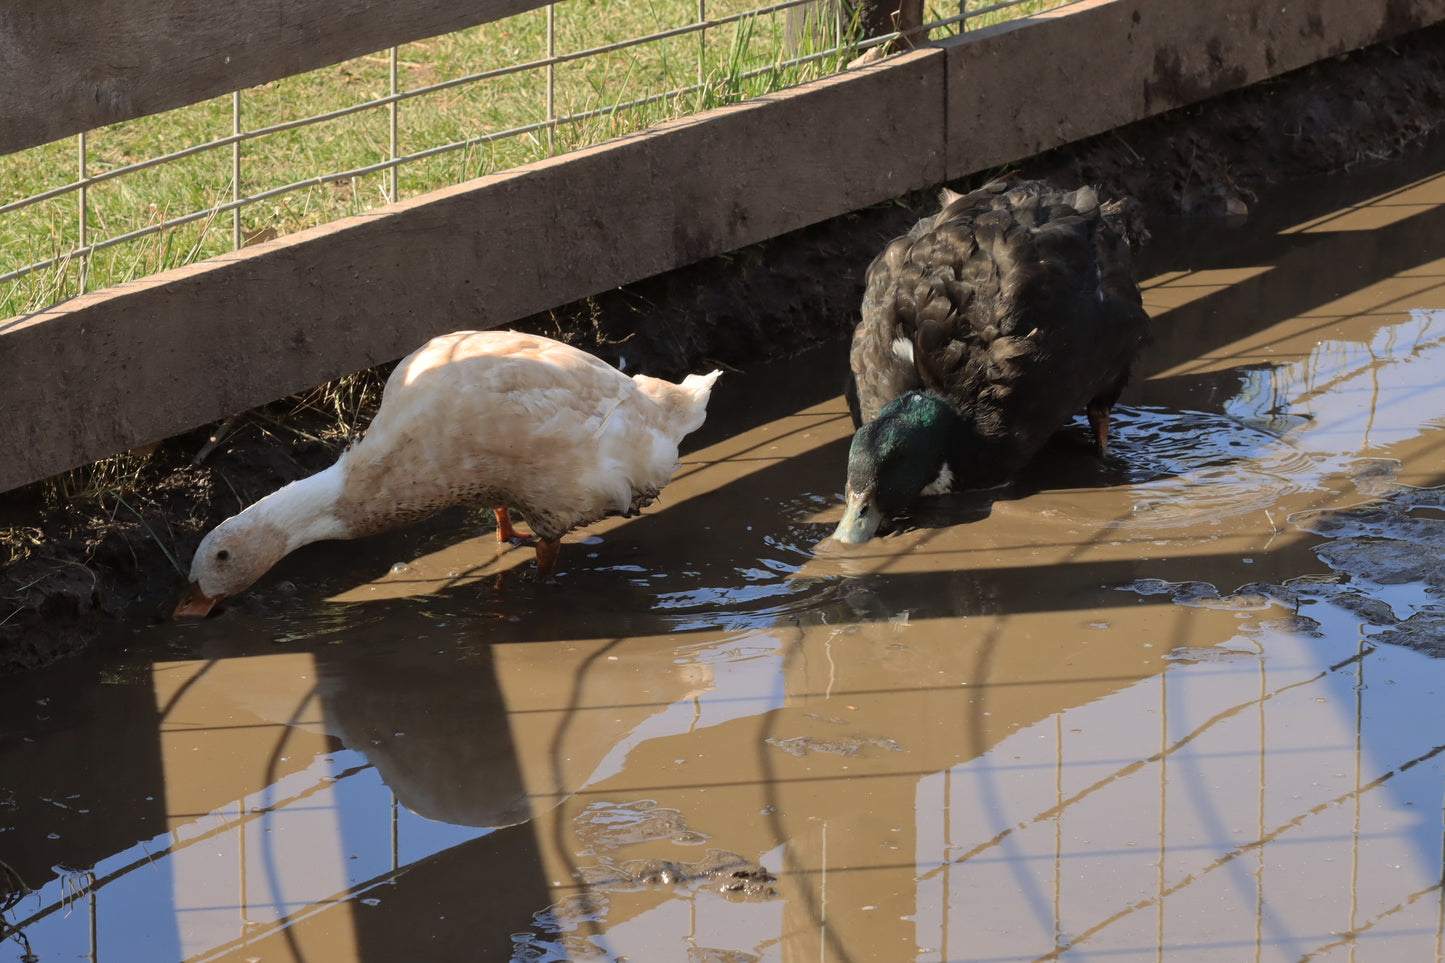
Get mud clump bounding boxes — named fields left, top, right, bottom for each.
left=765, top=733, right=901, bottom=757
left=513, top=851, right=775, bottom=961
left=1367, top=614, right=1445, bottom=656
left=580, top=849, right=778, bottom=899
left=7, top=23, right=1445, bottom=674
left=1288, top=492, right=1445, bottom=655
left=1, top=420, right=355, bottom=675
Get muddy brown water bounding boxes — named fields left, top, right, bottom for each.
left=9, top=149, right=1445, bottom=962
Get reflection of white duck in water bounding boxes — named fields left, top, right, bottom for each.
left=315, top=642, right=718, bottom=829
left=175, top=330, right=720, bottom=616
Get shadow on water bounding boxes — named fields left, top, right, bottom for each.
left=9, top=138, right=1445, bottom=961
left=1134, top=137, right=1445, bottom=386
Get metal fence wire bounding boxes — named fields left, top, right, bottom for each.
left=0, top=0, right=1059, bottom=315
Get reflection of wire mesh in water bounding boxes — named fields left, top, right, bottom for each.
left=1, top=857, right=34, bottom=962
left=1224, top=307, right=1445, bottom=457
left=0, top=857, right=23, bottom=914
left=1116, top=308, right=1445, bottom=533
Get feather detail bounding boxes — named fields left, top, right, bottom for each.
left=837, top=178, right=1151, bottom=543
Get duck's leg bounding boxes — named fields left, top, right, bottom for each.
left=533, top=538, right=562, bottom=583
left=494, top=507, right=534, bottom=544
left=1086, top=402, right=1111, bottom=456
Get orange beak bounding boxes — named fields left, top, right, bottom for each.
left=173, top=581, right=223, bottom=619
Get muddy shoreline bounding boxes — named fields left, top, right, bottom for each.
left=4, top=22, right=1445, bottom=674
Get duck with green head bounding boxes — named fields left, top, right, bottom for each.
left=832, top=179, right=1150, bottom=544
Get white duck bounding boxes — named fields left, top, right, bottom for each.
left=174, top=330, right=721, bottom=616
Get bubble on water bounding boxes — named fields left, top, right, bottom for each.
left=572, top=799, right=707, bottom=853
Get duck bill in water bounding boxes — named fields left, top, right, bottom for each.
left=173, top=581, right=224, bottom=618
left=831, top=485, right=883, bottom=544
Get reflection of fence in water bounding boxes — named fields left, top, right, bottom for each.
left=1227, top=307, right=1445, bottom=458
left=5, top=726, right=495, bottom=959
left=917, top=619, right=1445, bottom=961
left=1118, top=307, right=1445, bottom=532
left=4, top=754, right=417, bottom=959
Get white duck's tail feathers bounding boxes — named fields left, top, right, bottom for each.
left=677, top=369, right=721, bottom=436
left=682, top=369, right=723, bottom=396
left=632, top=369, right=722, bottom=439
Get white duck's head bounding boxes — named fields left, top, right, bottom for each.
left=173, top=514, right=293, bottom=617
left=175, top=464, right=348, bottom=618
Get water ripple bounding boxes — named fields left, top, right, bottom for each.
left=650, top=495, right=846, bottom=631
left=1101, top=406, right=1322, bottom=532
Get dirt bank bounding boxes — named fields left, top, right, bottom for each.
left=4, top=21, right=1445, bottom=674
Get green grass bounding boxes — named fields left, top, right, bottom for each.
left=0, top=0, right=1071, bottom=320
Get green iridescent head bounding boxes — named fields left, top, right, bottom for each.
left=832, top=391, right=962, bottom=544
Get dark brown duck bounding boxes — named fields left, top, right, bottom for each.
left=832, top=179, right=1151, bottom=544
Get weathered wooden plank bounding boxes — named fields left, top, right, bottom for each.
left=943, top=0, right=1445, bottom=177
left=0, top=48, right=945, bottom=493
left=0, top=0, right=546, bottom=155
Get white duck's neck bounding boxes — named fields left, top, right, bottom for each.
left=242, top=463, right=351, bottom=555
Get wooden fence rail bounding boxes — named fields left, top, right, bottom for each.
left=3, top=0, right=1444, bottom=494
left=0, top=0, right=542, bottom=155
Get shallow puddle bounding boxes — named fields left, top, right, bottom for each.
left=9, top=147, right=1445, bottom=962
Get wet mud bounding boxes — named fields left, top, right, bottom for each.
left=7, top=133, right=1445, bottom=960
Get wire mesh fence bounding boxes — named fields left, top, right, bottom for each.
left=0, top=0, right=1067, bottom=319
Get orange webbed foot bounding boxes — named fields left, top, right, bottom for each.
left=494, top=507, right=536, bottom=545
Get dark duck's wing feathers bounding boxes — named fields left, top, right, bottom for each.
left=834, top=179, right=1150, bottom=542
